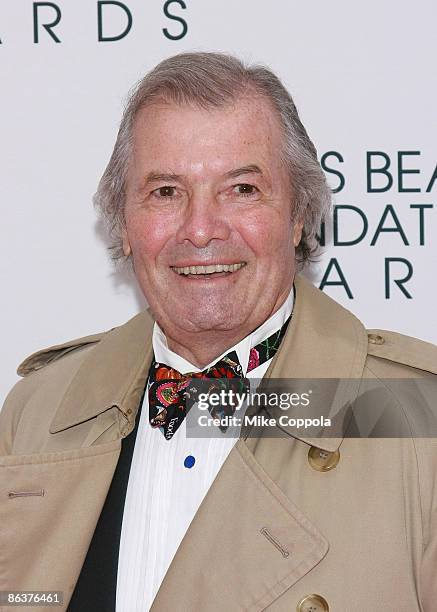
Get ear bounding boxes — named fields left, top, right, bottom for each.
left=292, top=218, right=304, bottom=247
left=121, top=228, right=132, bottom=257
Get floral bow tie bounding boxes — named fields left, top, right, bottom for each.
left=148, top=315, right=291, bottom=440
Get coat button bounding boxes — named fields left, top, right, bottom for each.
left=308, top=446, right=340, bottom=472
left=297, top=593, right=329, bottom=611
left=368, top=333, right=385, bottom=345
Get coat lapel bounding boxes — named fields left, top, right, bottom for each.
left=245, top=274, right=369, bottom=451
left=151, top=440, right=328, bottom=612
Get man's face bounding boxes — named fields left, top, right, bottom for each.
left=122, top=96, right=303, bottom=338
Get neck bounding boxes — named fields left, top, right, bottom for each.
left=160, top=288, right=292, bottom=369
left=165, top=330, right=246, bottom=369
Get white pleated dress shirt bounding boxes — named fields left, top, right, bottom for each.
left=116, top=289, right=294, bottom=611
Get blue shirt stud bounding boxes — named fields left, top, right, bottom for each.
left=184, top=455, right=196, bottom=468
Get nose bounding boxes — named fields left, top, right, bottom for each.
left=175, top=190, right=231, bottom=247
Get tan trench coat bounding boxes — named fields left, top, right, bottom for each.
left=1, top=275, right=437, bottom=612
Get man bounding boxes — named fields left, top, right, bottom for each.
left=1, top=52, right=436, bottom=612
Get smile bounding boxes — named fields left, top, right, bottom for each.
left=172, top=262, right=246, bottom=275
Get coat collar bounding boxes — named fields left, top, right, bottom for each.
left=49, top=310, right=154, bottom=434
left=50, top=275, right=368, bottom=451
left=255, top=274, right=369, bottom=451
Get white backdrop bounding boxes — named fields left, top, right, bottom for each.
left=1, top=0, right=436, bottom=405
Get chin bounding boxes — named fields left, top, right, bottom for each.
left=179, top=310, right=244, bottom=333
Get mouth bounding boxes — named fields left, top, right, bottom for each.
left=171, top=262, right=246, bottom=277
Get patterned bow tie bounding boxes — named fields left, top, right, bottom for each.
left=148, top=315, right=291, bottom=440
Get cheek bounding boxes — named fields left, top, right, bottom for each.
left=125, top=211, right=173, bottom=261
left=237, top=210, right=294, bottom=258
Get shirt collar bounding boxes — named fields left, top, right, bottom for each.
left=152, top=285, right=294, bottom=376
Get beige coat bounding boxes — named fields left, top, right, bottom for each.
left=1, top=275, right=437, bottom=612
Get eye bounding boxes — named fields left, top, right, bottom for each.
left=152, top=185, right=178, bottom=198
left=233, top=184, right=259, bottom=197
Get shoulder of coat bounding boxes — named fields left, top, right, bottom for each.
left=17, top=329, right=112, bottom=377
left=16, top=308, right=154, bottom=378
left=366, top=329, right=437, bottom=375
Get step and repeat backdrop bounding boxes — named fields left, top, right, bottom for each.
left=1, top=0, right=436, bottom=403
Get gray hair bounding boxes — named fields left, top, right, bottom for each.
left=94, top=52, right=331, bottom=268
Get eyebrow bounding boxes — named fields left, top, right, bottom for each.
left=143, top=172, right=184, bottom=185
left=140, top=164, right=265, bottom=190
left=224, top=165, right=263, bottom=179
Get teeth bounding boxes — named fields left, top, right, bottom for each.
left=173, top=262, right=246, bottom=275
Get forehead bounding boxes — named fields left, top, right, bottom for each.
left=130, top=96, right=285, bottom=176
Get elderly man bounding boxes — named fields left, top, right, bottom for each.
left=1, top=52, right=436, bottom=612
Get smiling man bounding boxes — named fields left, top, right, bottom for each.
left=1, top=52, right=437, bottom=612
